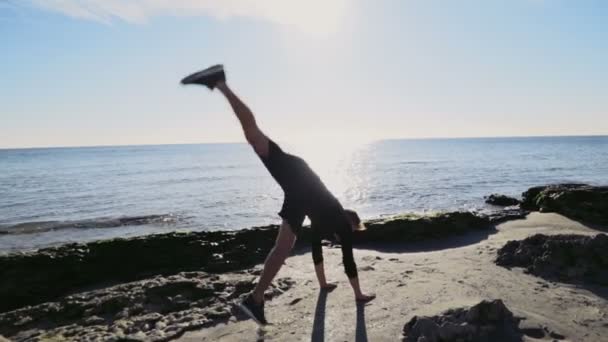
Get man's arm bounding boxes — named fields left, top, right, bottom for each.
left=312, top=228, right=337, bottom=290
left=340, top=230, right=376, bottom=302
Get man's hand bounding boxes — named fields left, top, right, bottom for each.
left=355, top=293, right=376, bottom=303
left=320, top=282, right=338, bottom=291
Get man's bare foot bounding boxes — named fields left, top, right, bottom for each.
left=355, top=293, right=376, bottom=303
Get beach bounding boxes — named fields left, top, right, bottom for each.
left=1, top=184, right=607, bottom=341
left=181, top=212, right=607, bottom=342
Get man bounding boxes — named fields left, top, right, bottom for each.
left=181, top=65, right=375, bottom=325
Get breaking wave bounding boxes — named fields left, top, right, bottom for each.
left=0, top=214, right=181, bottom=235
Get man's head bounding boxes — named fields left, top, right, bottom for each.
left=344, top=209, right=366, bottom=231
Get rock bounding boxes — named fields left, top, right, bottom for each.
left=0, top=270, right=291, bottom=341
left=289, top=298, right=302, bottom=306
left=351, top=212, right=491, bottom=244
left=204, top=307, right=230, bottom=320
left=549, top=331, right=565, bottom=340
left=84, top=315, right=106, bottom=326
left=496, top=234, right=608, bottom=286
left=232, top=279, right=255, bottom=298
left=521, top=184, right=608, bottom=226
left=485, top=194, right=520, bottom=207
left=403, top=316, right=441, bottom=342
left=248, top=268, right=262, bottom=276
left=486, top=208, right=529, bottom=225
left=263, top=277, right=296, bottom=301
left=402, top=300, right=522, bottom=342
left=519, top=325, right=545, bottom=339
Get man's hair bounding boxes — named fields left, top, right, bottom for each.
left=344, top=209, right=366, bottom=231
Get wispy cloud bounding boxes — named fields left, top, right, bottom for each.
left=26, top=0, right=348, bottom=35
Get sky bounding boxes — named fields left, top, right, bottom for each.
left=1, top=0, right=607, bottom=148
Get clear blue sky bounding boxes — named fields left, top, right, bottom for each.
left=1, top=0, right=607, bottom=148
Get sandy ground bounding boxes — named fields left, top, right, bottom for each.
left=178, top=213, right=608, bottom=341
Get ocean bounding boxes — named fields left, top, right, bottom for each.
left=1, top=136, right=607, bottom=253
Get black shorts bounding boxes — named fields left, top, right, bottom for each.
left=278, top=197, right=306, bottom=235
left=259, top=140, right=311, bottom=235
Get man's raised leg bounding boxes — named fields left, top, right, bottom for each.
left=213, top=82, right=297, bottom=316
left=184, top=67, right=293, bottom=324
left=216, top=82, right=270, bottom=158
left=181, top=65, right=269, bottom=158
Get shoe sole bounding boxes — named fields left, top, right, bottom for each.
left=181, top=65, right=224, bottom=85
left=237, top=302, right=265, bottom=326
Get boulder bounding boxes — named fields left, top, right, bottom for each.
left=496, top=234, right=608, bottom=286
left=402, top=299, right=522, bottom=342
left=485, top=194, right=520, bottom=207
left=520, top=184, right=608, bottom=226
left=351, top=212, right=490, bottom=243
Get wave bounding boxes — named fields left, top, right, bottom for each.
left=0, top=214, right=181, bottom=235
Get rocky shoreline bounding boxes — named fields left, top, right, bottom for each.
left=0, top=268, right=293, bottom=341
left=1, top=183, right=607, bottom=341
left=0, top=211, right=514, bottom=314
left=0, top=270, right=294, bottom=341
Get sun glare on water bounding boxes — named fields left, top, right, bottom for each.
left=286, top=139, right=373, bottom=206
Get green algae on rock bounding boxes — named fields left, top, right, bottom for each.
left=521, top=184, right=608, bottom=227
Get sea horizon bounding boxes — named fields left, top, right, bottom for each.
left=1, top=133, right=606, bottom=151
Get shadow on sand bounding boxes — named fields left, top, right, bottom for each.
left=564, top=215, right=608, bottom=233
left=353, top=227, right=498, bottom=254
left=579, top=283, right=608, bottom=301
left=293, top=226, right=498, bottom=258
left=310, top=289, right=370, bottom=342
left=311, top=289, right=328, bottom=342
left=355, top=302, right=369, bottom=342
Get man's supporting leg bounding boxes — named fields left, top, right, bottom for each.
left=216, top=82, right=269, bottom=158
left=251, top=220, right=296, bottom=303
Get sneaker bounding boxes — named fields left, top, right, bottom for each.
left=180, top=64, right=226, bottom=89
left=238, top=295, right=267, bottom=325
